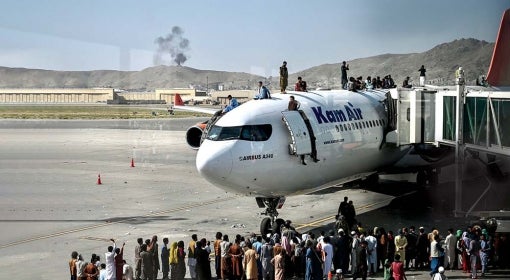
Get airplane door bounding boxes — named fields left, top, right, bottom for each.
left=281, top=111, right=312, bottom=155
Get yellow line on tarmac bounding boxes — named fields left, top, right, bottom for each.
left=0, top=196, right=234, bottom=250
left=294, top=197, right=394, bottom=231
left=296, top=216, right=335, bottom=230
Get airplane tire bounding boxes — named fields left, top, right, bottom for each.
left=260, top=217, right=272, bottom=237
left=417, top=171, right=427, bottom=187
left=363, top=174, right=380, bottom=189
left=272, top=218, right=285, bottom=235
left=429, top=170, right=439, bottom=186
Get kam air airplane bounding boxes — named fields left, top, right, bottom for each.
left=178, top=9, right=510, bottom=236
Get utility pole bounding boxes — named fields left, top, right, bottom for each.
left=454, top=67, right=465, bottom=217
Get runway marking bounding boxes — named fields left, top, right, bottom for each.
left=0, top=195, right=234, bottom=250
left=295, top=196, right=394, bottom=231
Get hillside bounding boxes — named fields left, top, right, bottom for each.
left=0, top=38, right=494, bottom=91
left=287, top=38, right=493, bottom=89
left=0, top=65, right=265, bottom=92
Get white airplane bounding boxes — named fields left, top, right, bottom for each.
left=178, top=89, right=438, bottom=235
left=178, top=9, right=510, bottom=235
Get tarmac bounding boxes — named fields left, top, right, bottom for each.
left=0, top=119, right=508, bottom=280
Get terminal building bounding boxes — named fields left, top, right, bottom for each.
left=0, top=88, right=114, bottom=103
left=0, top=88, right=209, bottom=104
left=0, top=86, right=259, bottom=106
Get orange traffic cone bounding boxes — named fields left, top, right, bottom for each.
left=131, top=158, right=135, bottom=167
left=97, top=174, right=102, bottom=185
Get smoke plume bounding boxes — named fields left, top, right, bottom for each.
left=154, top=26, right=190, bottom=66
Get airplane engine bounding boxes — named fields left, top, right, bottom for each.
left=186, top=122, right=207, bottom=149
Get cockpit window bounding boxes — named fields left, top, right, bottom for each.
left=207, top=124, right=272, bottom=141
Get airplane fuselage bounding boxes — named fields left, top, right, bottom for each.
left=196, top=90, right=409, bottom=197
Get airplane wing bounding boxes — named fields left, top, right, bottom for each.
left=173, top=105, right=219, bottom=115
left=172, top=93, right=221, bottom=115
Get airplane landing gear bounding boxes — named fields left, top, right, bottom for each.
left=416, top=169, right=439, bottom=187
left=256, top=197, right=286, bottom=236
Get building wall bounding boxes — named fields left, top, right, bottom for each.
left=116, top=92, right=157, bottom=101
left=156, top=88, right=196, bottom=104
left=0, top=88, right=114, bottom=103
left=211, top=90, right=255, bottom=105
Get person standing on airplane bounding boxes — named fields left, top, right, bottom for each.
left=341, top=61, right=349, bottom=89
left=280, top=61, right=288, bottom=93
left=255, top=81, right=271, bottom=99
left=418, top=65, right=426, bottom=86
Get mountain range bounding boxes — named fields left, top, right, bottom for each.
left=0, top=38, right=494, bottom=91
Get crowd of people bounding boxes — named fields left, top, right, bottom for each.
left=276, top=60, right=426, bottom=94
left=68, top=207, right=510, bottom=280
left=221, top=60, right=424, bottom=113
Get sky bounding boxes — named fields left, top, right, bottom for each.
left=0, top=0, right=508, bottom=77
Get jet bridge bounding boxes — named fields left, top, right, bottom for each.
left=384, top=77, right=510, bottom=218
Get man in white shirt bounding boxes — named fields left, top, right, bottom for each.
left=444, top=228, right=457, bottom=270
left=105, top=239, right=117, bottom=280
left=76, top=254, right=87, bottom=280
left=99, top=263, right=107, bottom=280
left=321, top=236, right=334, bottom=278
left=432, top=266, right=448, bottom=280
left=365, top=232, right=378, bottom=275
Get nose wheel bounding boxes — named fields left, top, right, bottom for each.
left=416, top=169, right=439, bottom=187
left=260, top=217, right=272, bottom=236
left=256, top=197, right=286, bottom=236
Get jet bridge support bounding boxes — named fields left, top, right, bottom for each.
left=441, top=79, right=510, bottom=218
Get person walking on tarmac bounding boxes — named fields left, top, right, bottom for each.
left=338, top=196, right=349, bottom=217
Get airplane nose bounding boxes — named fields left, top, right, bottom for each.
left=196, top=142, right=233, bottom=184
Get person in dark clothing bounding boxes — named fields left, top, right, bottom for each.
left=196, top=239, right=212, bottom=280
left=418, top=65, right=426, bottom=86
left=402, top=77, right=412, bottom=88
left=345, top=200, right=356, bottom=230
left=336, top=229, right=351, bottom=275
left=376, top=227, right=388, bottom=272
left=387, top=231, right=396, bottom=262
left=280, top=61, right=288, bottom=93
left=354, top=241, right=368, bottom=280
left=416, top=227, right=429, bottom=269
left=405, top=227, right=417, bottom=269
left=161, top=238, right=170, bottom=280
left=305, top=240, right=323, bottom=280
left=338, top=196, right=349, bottom=217
left=341, top=61, right=349, bottom=89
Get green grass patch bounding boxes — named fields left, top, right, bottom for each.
left=0, top=105, right=210, bottom=119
